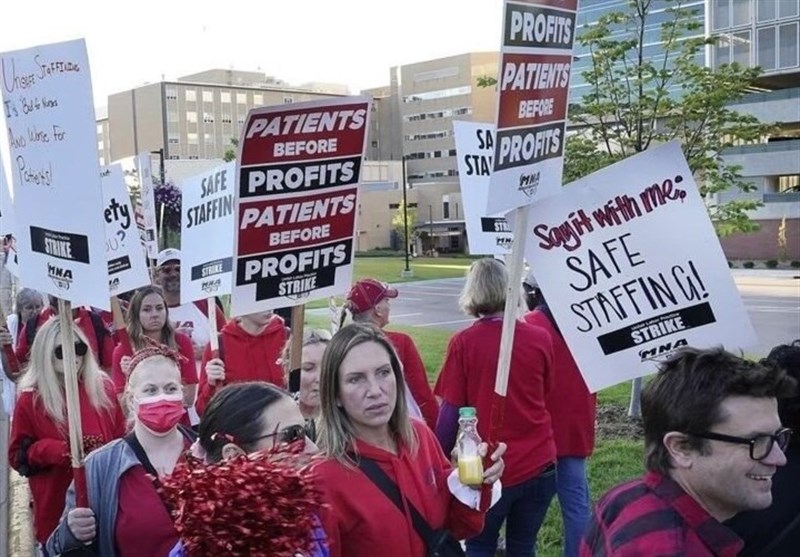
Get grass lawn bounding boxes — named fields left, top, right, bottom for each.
left=353, top=256, right=475, bottom=283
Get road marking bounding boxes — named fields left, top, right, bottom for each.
left=391, top=313, right=424, bottom=318
left=415, top=318, right=474, bottom=328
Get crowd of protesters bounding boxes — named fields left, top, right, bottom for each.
left=1, top=251, right=797, bottom=556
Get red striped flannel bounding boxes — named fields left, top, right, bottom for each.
left=581, top=471, right=744, bottom=556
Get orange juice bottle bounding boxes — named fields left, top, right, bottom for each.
left=457, top=407, right=483, bottom=486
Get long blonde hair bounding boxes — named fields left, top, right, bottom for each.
left=18, top=318, right=114, bottom=428
left=318, top=323, right=417, bottom=466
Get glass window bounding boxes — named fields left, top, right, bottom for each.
left=732, top=0, right=750, bottom=27
left=757, top=0, right=775, bottom=22
left=713, top=0, right=730, bottom=30
left=203, top=112, right=215, bottom=123
left=167, top=110, right=179, bottom=122
left=204, top=133, right=214, bottom=144
left=186, top=111, right=198, bottom=124
left=96, top=124, right=103, bottom=133
left=758, top=27, right=777, bottom=70
left=779, top=23, right=799, bottom=68
left=716, top=34, right=732, bottom=65
left=237, top=93, right=247, bottom=104
left=221, top=92, right=231, bottom=103
left=185, top=89, right=197, bottom=102
left=253, top=93, right=263, bottom=105
left=99, top=157, right=105, bottom=165
left=187, top=132, right=198, bottom=145
left=733, top=31, right=751, bottom=65
left=166, top=87, right=177, bottom=100
left=202, top=90, right=213, bottom=102
left=779, top=0, right=799, bottom=18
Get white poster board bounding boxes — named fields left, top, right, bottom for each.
left=231, top=96, right=370, bottom=316
left=101, top=164, right=150, bottom=296
left=180, top=161, right=235, bottom=303
left=135, top=152, right=159, bottom=258
left=0, top=157, right=19, bottom=276
left=453, top=122, right=512, bottom=256
left=486, top=0, right=578, bottom=215
left=522, top=142, right=757, bottom=392
left=1, top=39, right=109, bottom=309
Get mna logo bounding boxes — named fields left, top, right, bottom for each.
left=639, top=338, right=688, bottom=362
left=48, top=263, right=73, bottom=290
left=201, top=278, right=222, bottom=293
left=109, top=277, right=120, bottom=292
left=518, top=171, right=540, bottom=198
left=496, top=237, right=512, bottom=249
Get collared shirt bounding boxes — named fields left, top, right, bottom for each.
left=580, top=470, right=744, bottom=557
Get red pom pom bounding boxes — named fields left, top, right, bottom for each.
left=160, top=444, right=323, bottom=556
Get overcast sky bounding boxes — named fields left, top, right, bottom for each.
left=0, top=0, right=503, bottom=107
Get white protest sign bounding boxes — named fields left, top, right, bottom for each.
left=1, top=39, right=109, bottom=309
left=180, top=161, right=235, bottom=303
left=521, top=142, right=757, bottom=392
left=231, top=96, right=371, bottom=316
left=0, top=157, right=19, bottom=276
left=101, top=164, right=150, bottom=295
left=135, top=152, right=159, bottom=258
left=486, top=0, right=578, bottom=215
left=453, top=121, right=512, bottom=256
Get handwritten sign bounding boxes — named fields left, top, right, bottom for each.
left=486, top=0, right=578, bottom=215
left=1, top=39, right=109, bottom=309
left=453, top=121, right=512, bottom=256
left=180, top=161, right=235, bottom=303
left=521, top=142, right=757, bottom=392
left=101, top=164, right=150, bottom=295
left=231, top=96, right=370, bottom=316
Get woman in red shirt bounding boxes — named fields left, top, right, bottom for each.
left=315, top=323, right=506, bottom=557
left=47, top=344, right=194, bottom=557
left=8, top=319, right=125, bottom=548
left=340, top=278, right=439, bottom=430
left=111, top=286, right=197, bottom=417
left=434, top=257, right=557, bottom=557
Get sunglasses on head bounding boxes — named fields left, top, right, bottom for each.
left=54, top=341, right=88, bottom=360
left=254, top=423, right=309, bottom=445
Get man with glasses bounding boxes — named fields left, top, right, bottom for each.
left=581, top=347, right=796, bottom=557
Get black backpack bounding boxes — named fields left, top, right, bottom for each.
left=26, top=310, right=110, bottom=367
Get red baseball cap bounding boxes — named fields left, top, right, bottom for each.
left=346, top=278, right=398, bottom=313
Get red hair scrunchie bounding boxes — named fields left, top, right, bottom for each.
left=127, top=336, right=187, bottom=377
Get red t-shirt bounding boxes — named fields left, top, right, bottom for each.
left=434, top=316, right=556, bottom=487
left=9, top=383, right=125, bottom=543
left=115, top=465, right=180, bottom=557
left=110, top=333, right=198, bottom=395
left=384, top=330, right=439, bottom=431
left=523, top=309, right=597, bottom=458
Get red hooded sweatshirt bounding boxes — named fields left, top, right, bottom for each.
left=196, top=316, right=287, bottom=415
left=315, top=420, right=484, bottom=557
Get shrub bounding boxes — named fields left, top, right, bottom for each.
left=765, top=259, right=779, bottom=269
left=791, top=261, right=800, bottom=269
left=743, top=261, right=755, bottom=269
left=728, top=260, right=735, bottom=268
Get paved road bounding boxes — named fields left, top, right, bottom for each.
left=382, top=272, right=800, bottom=358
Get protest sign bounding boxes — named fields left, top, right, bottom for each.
left=180, top=161, right=235, bottom=303
left=0, top=157, right=19, bottom=276
left=231, top=96, right=370, bottom=316
left=486, top=0, right=578, bottom=215
left=135, top=152, right=159, bottom=258
left=101, top=164, right=150, bottom=295
left=1, top=39, right=109, bottom=309
left=453, top=121, right=512, bottom=256
left=522, top=142, right=757, bottom=392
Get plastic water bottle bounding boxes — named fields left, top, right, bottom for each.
left=457, top=406, right=484, bottom=486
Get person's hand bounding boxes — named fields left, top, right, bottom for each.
left=205, top=358, right=226, bottom=386
left=120, top=356, right=132, bottom=376
left=480, top=442, right=506, bottom=485
left=67, top=507, right=96, bottom=542
left=0, top=327, right=13, bottom=347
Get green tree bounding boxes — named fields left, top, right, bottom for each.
left=223, top=137, right=239, bottom=162
left=480, top=0, right=774, bottom=236
left=392, top=200, right=417, bottom=252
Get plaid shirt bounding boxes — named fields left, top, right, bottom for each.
left=581, top=471, right=744, bottom=557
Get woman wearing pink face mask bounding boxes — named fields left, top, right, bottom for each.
left=46, top=344, right=196, bottom=557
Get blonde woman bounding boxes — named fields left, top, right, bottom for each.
left=285, top=328, right=331, bottom=442
left=47, top=343, right=194, bottom=557
left=8, top=319, right=124, bottom=549
left=314, top=323, right=506, bottom=557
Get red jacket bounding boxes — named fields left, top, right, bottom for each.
left=15, top=308, right=116, bottom=371
left=384, top=330, right=439, bottom=430
left=523, top=309, right=596, bottom=458
left=434, top=316, right=556, bottom=487
left=196, top=316, right=287, bottom=415
left=9, top=382, right=125, bottom=543
left=315, top=420, right=484, bottom=557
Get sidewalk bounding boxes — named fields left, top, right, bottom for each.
left=7, top=470, right=33, bottom=557
left=731, top=268, right=800, bottom=287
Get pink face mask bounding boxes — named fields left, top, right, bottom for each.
left=136, top=395, right=185, bottom=434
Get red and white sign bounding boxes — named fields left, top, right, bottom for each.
left=231, top=97, right=370, bottom=316
left=487, top=0, right=579, bottom=216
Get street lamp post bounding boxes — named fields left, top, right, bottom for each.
left=400, top=156, right=414, bottom=278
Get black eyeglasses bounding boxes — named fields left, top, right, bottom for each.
left=54, top=341, right=88, bottom=360
left=254, top=424, right=308, bottom=445
left=690, top=427, right=792, bottom=461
